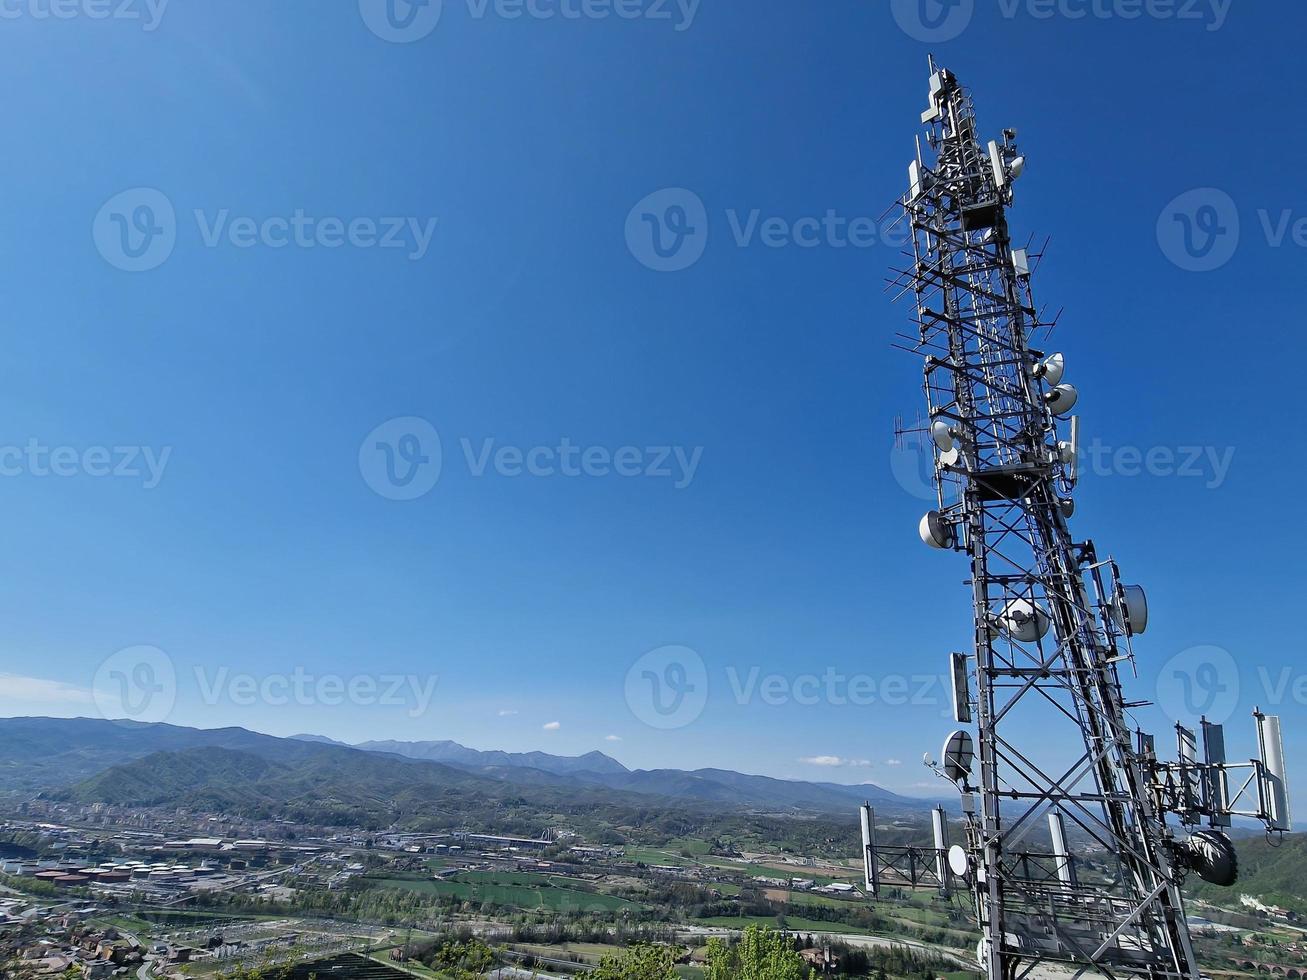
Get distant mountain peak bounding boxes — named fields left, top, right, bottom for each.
left=353, top=738, right=631, bottom=777
left=289, top=733, right=352, bottom=746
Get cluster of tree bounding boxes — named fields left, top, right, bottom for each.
left=508, top=921, right=678, bottom=945
left=589, top=926, right=808, bottom=979
left=410, top=934, right=497, bottom=978
left=704, top=925, right=808, bottom=979
left=593, top=942, right=681, bottom=979
left=831, top=941, right=965, bottom=979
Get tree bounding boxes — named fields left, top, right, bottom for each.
left=705, top=925, right=807, bottom=980
left=592, top=943, right=680, bottom=980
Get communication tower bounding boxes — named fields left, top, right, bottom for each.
left=862, top=59, right=1292, bottom=980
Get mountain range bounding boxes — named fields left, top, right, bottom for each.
left=0, top=717, right=931, bottom=832
left=334, top=737, right=631, bottom=777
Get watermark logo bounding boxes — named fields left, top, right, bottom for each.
left=890, top=431, right=939, bottom=502
left=93, top=645, right=177, bottom=724
left=360, top=418, right=703, bottom=497
left=891, top=0, right=974, bottom=42
left=625, top=645, right=708, bottom=730
left=626, top=190, right=907, bottom=273
left=0, top=440, right=172, bottom=489
left=1, top=0, right=169, bottom=30
left=94, top=189, right=438, bottom=272
left=1156, top=645, right=1239, bottom=724
left=890, top=431, right=1236, bottom=501
left=1157, top=188, right=1240, bottom=272
left=892, top=1, right=1232, bottom=41
left=725, top=668, right=947, bottom=712
left=194, top=667, right=439, bottom=717
left=360, top=417, right=443, bottom=501
left=94, top=188, right=176, bottom=273
left=625, top=188, right=709, bottom=273
left=1079, top=439, right=1235, bottom=488
left=362, top=0, right=698, bottom=37
left=359, top=0, right=443, bottom=41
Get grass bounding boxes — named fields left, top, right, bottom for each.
left=624, top=846, right=697, bottom=867
left=369, top=872, right=645, bottom=913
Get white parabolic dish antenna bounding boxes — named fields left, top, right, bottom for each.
left=948, top=844, right=970, bottom=877
left=1045, top=383, right=1079, bottom=416
left=1113, top=584, right=1149, bottom=635
left=942, top=730, right=975, bottom=782
left=931, top=420, right=956, bottom=453
left=1039, top=352, right=1065, bottom=386
left=998, top=599, right=1051, bottom=642
left=919, top=511, right=954, bottom=550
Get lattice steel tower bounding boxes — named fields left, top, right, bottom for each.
left=860, top=61, right=1292, bottom=980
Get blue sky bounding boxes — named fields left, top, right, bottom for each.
left=0, top=0, right=1302, bottom=794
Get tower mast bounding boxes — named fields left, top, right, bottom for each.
left=861, top=61, right=1292, bottom=980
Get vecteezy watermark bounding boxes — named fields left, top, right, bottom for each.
left=359, top=416, right=704, bottom=499
left=0, top=0, right=169, bottom=30
left=1157, top=189, right=1307, bottom=272
left=890, top=431, right=940, bottom=504
left=1157, top=646, right=1307, bottom=727
left=890, top=0, right=1230, bottom=42
left=93, top=188, right=177, bottom=273
left=891, top=0, right=975, bottom=42
left=93, top=646, right=177, bottom=724
left=624, top=645, right=953, bottom=731
left=724, top=667, right=947, bottom=710
left=193, top=666, right=439, bottom=718
left=0, top=440, right=172, bottom=489
left=1156, top=645, right=1240, bottom=724
left=359, top=417, right=443, bottom=501
left=625, top=189, right=709, bottom=273
left=1157, top=188, right=1240, bottom=272
left=358, top=0, right=443, bottom=42
left=359, top=0, right=698, bottom=42
left=891, top=430, right=1236, bottom=501
left=94, top=188, right=438, bottom=272
left=625, top=645, right=709, bottom=730
left=462, top=438, right=702, bottom=488
left=1078, top=439, right=1235, bottom=489
left=92, top=645, right=441, bottom=723
left=625, top=188, right=907, bottom=273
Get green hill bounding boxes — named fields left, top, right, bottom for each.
left=1187, top=832, right=1307, bottom=915
left=57, top=742, right=618, bottom=832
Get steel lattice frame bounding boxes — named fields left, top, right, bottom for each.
left=901, top=64, right=1200, bottom=980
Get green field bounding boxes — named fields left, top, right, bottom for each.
left=370, top=871, right=644, bottom=913
left=623, top=846, right=697, bottom=867
left=695, top=914, right=870, bottom=935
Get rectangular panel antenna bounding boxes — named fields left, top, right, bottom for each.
left=1048, top=810, right=1076, bottom=888
left=951, top=652, right=973, bottom=723
left=1202, top=720, right=1231, bottom=827
left=1256, top=712, right=1292, bottom=832
left=861, top=804, right=879, bottom=896
left=932, top=806, right=951, bottom=896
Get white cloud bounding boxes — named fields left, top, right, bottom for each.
left=498, top=709, right=518, bottom=717
left=885, top=759, right=903, bottom=766
left=542, top=721, right=561, bottom=731
left=799, top=756, right=872, bottom=769
left=605, top=735, right=622, bottom=742
left=0, top=674, right=93, bottom=705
